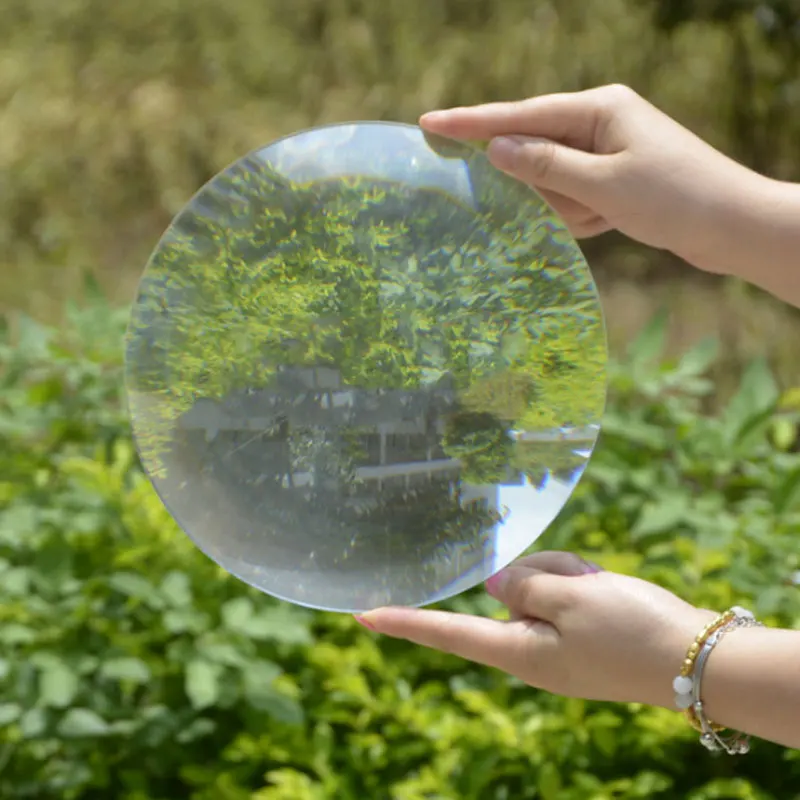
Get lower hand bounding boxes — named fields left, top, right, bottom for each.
left=357, top=551, right=713, bottom=708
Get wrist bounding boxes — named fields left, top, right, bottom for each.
left=680, top=171, right=800, bottom=304
left=647, top=607, right=717, bottom=710
left=667, top=616, right=800, bottom=750
left=699, top=625, right=789, bottom=737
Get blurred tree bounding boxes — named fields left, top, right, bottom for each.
left=648, top=0, right=800, bottom=177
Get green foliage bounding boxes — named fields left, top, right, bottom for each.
left=2, top=299, right=800, bottom=798
left=125, top=141, right=605, bottom=478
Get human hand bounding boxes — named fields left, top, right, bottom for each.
left=420, top=84, right=768, bottom=278
left=356, top=551, right=714, bottom=708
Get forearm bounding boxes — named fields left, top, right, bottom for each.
left=693, top=174, right=800, bottom=309
left=700, top=626, right=800, bottom=749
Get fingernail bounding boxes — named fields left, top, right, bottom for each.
left=488, top=136, right=523, bottom=168
left=582, top=560, right=604, bottom=574
left=420, top=110, right=447, bottom=123
left=354, top=614, right=377, bottom=631
left=485, top=570, right=508, bottom=597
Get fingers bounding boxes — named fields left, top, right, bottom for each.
left=535, top=188, right=612, bottom=239
left=487, top=135, right=615, bottom=209
left=419, top=89, right=605, bottom=150
left=354, top=552, right=603, bottom=675
left=485, top=564, right=579, bottom=620
left=513, top=550, right=603, bottom=576
left=484, top=553, right=603, bottom=619
left=356, top=606, right=551, bottom=677
left=533, top=186, right=596, bottom=219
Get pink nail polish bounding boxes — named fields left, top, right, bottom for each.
left=485, top=570, right=506, bottom=596
left=582, top=560, right=603, bottom=574
left=354, top=615, right=377, bottom=631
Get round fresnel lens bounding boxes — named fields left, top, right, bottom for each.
left=124, top=122, right=607, bottom=613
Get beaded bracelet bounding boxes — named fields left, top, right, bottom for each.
left=672, top=606, right=763, bottom=754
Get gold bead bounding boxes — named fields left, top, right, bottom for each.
left=677, top=610, right=746, bottom=738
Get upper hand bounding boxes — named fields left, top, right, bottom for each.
left=419, top=84, right=764, bottom=277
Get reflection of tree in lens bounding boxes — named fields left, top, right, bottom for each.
left=124, top=124, right=606, bottom=610
left=443, top=411, right=514, bottom=485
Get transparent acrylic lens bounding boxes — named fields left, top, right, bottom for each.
left=125, top=122, right=607, bottom=612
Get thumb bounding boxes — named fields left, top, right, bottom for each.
left=487, top=134, right=612, bottom=206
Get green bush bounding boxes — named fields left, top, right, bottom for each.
left=2, top=293, right=800, bottom=799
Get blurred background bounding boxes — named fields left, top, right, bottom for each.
left=2, top=1, right=800, bottom=798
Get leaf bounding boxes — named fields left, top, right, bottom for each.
left=176, top=717, right=216, bottom=744
left=774, top=467, right=800, bottom=515
left=250, top=688, right=304, bottom=726
left=631, top=496, right=688, bottom=540
left=163, top=608, right=210, bottom=635
left=253, top=606, right=314, bottom=646
left=732, top=406, right=776, bottom=453
left=537, top=762, right=562, bottom=800
left=160, top=571, right=192, bottom=608
left=221, top=597, right=254, bottom=632
left=601, top=416, right=668, bottom=450
left=197, top=641, right=249, bottom=667
left=0, top=703, right=21, bottom=727
left=16, top=314, right=54, bottom=361
left=500, top=330, right=528, bottom=362
left=626, top=308, right=668, bottom=366
left=19, top=708, right=47, bottom=738
left=242, top=660, right=283, bottom=711
left=722, top=357, right=779, bottom=442
left=99, top=657, right=151, bottom=684
left=57, top=708, right=110, bottom=738
left=0, top=624, right=36, bottom=645
left=2, top=567, right=31, bottom=596
left=108, top=572, right=163, bottom=607
left=221, top=599, right=311, bottom=644
left=771, top=417, right=797, bottom=451
left=38, top=657, right=79, bottom=708
left=754, top=586, right=791, bottom=617
left=185, top=660, right=220, bottom=710
left=672, top=337, right=719, bottom=379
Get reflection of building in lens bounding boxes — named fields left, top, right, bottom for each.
left=169, top=367, right=518, bottom=599
left=509, top=425, right=600, bottom=444
left=176, top=366, right=597, bottom=506
left=178, top=366, right=518, bottom=501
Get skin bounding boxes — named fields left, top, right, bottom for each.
left=356, top=85, right=800, bottom=751
left=420, top=84, right=800, bottom=306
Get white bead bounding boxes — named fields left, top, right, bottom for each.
left=672, top=675, right=693, bottom=694
left=700, top=734, right=717, bottom=751
left=731, top=606, right=754, bottom=619
left=674, top=692, right=693, bottom=709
